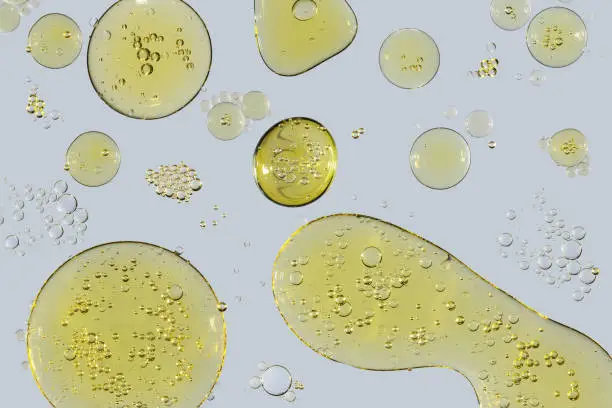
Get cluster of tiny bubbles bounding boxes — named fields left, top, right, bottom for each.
left=202, top=90, right=270, bottom=141
left=529, top=69, right=546, bottom=86
left=1, top=179, right=89, bottom=255
left=499, top=190, right=599, bottom=301
left=145, top=162, right=203, bottom=203
left=0, top=0, right=40, bottom=33
left=351, top=127, right=365, bottom=139
left=471, top=58, right=499, bottom=78
left=249, top=363, right=302, bottom=402
left=465, top=110, right=494, bottom=138
left=199, top=204, right=227, bottom=230
left=539, top=129, right=590, bottom=177
left=24, top=85, right=62, bottom=129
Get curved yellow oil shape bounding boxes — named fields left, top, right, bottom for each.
left=27, top=242, right=226, bottom=408
left=254, top=0, right=358, bottom=76
left=272, top=214, right=611, bottom=408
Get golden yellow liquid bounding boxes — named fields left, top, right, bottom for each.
left=253, top=117, right=337, bottom=207
left=490, top=0, right=531, bottom=31
left=241, top=91, right=270, bottom=120
left=273, top=214, right=611, bottom=408
left=87, top=0, right=212, bottom=119
left=207, top=102, right=246, bottom=141
left=379, top=28, right=440, bottom=89
left=526, top=7, right=587, bottom=68
left=27, top=14, right=83, bottom=69
left=254, top=0, right=357, bottom=76
left=65, top=131, right=121, bottom=187
left=27, top=242, right=226, bottom=408
left=547, top=128, right=588, bottom=168
left=410, top=128, right=471, bottom=190
left=0, top=3, right=20, bottom=33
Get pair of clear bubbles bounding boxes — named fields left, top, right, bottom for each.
left=249, top=363, right=298, bottom=402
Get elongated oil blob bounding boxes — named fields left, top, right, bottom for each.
left=273, top=214, right=611, bottom=408
left=254, top=0, right=357, bottom=76
left=28, top=242, right=226, bottom=408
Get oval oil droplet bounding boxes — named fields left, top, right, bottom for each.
left=526, top=7, right=587, bottom=68
left=28, top=14, right=82, bottom=69
left=272, top=214, right=611, bottom=407
left=254, top=117, right=337, bottom=206
left=379, top=28, right=440, bottom=89
left=65, top=131, right=121, bottom=187
left=410, top=128, right=471, bottom=190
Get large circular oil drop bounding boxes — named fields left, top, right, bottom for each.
left=28, top=242, right=226, bottom=408
left=87, top=0, right=212, bottom=119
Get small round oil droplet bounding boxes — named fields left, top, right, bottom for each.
left=254, top=117, right=337, bottom=206
left=526, top=7, right=587, bottom=68
left=547, top=128, right=588, bottom=167
left=66, top=131, right=121, bottom=187
left=490, top=0, right=531, bottom=31
left=292, top=0, right=318, bottom=21
left=28, top=14, right=82, bottom=69
left=0, top=4, right=20, bottom=33
left=379, top=28, right=440, bottom=89
left=409, top=127, right=471, bottom=190
left=217, top=302, right=228, bottom=312
left=207, top=102, right=246, bottom=141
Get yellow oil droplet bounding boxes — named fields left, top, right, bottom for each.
left=88, top=0, right=212, bottom=119
left=490, top=0, right=531, bottom=31
left=409, top=127, right=471, bottom=190
left=0, top=4, right=21, bottom=34
left=65, top=131, right=121, bottom=187
left=217, top=302, right=227, bottom=312
left=379, top=29, right=440, bottom=89
left=547, top=128, right=588, bottom=167
left=207, top=102, right=246, bottom=141
left=28, top=14, right=83, bottom=69
left=27, top=242, right=225, bottom=408
left=272, top=214, right=611, bottom=407
left=254, top=0, right=357, bottom=76
left=253, top=117, right=338, bottom=206
left=526, top=7, right=587, bottom=68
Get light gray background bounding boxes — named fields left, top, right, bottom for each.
left=0, top=0, right=610, bottom=406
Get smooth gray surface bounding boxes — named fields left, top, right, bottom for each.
left=0, top=0, right=609, bottom=407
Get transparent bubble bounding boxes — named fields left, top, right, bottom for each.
left=48, top=225, right=64, bottom=239
left=579, top=269, right=597, bottom=285
left=561, top=240, right=582, bottom=260
left=444, top=106, right=458, bottom=119
left=249, top=376, right=262, bottom=389
left=4, top=235, right=19, bottom=249
left=529, top=69, right=546, bottom=86
left=73, top=208, right=89, bottom=223
left=56, top=194, right=77, bottom=214
left=567, top=261, right=581, bottom=275
left=261, top=365, right=292, bottom=396
left=53, top=180, right=68, bottom=194
left=570, top=226, right=586, bottom=241
left=13, top=210, right=24, bottom=221
left=572, top=289, right=584, bottom=302
left=506, top=210, right=517, bottom=221
left=486, top=42, right=496, bottom=53
left=537, top=256, right=552, bottom=270
left=497, top=233, right=513, bottom=247
left=518, top=260, right=530, bottom=270
left=465, top=110, right=494, bottom=138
